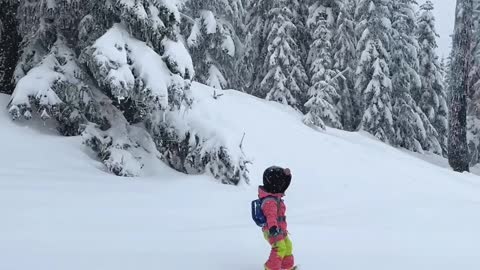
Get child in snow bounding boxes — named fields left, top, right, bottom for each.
left=259, top=166, right=295, bottom=270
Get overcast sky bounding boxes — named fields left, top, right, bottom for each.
left=428, top=0, right=456, bottom=58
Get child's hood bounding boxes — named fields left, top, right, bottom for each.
left=258, top=186, right=284, bottom=199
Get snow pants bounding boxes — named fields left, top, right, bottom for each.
left=263, top=231, right=294, bottom=270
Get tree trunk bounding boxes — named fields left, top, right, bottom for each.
left=0, top=0, right=20, bottom=95
left=448, top=0, right=472, bottom=172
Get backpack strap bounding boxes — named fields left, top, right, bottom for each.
left=260, top=196, right=284, bottom=223
left=260, top=196, right=280, bottom=209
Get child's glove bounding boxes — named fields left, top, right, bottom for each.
left=269, top=226, right=280, bottom=237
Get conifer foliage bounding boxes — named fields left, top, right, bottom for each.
left=333, top=0, right=357, bottom=130
left=416, top=0, right=448, bottom=155
left=6, top=0, right=249, bottom=184
left=390, top=0, right=441, bottom=154
left=181, top=0, right=243, bottom=89
left=2, top=0, right=476, bottom=177
left=243, top=0, right=308, bottom=109
left=304, top=1, right=342, bottom=129
left=354, top=0, right=395, bottom=143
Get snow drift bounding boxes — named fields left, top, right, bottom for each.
left=1, top=82, right=480, bottom=270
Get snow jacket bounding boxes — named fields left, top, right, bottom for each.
left=258, top=186, right=288, bottom=241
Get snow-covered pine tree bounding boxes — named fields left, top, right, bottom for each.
left=7, top=0, right=250, bottom=184
left=242, top=0, right=308, bottom=110
left=303, top=0, right=342, bottom=129
left=465, top=0, right=480, bottom=165
left=8, top=0, right=139, bottom=175
left=10, top=0, right=95, bottom=127
left=448, top=0, right=473, bottom=172
left=86, top=1, right=249, bottom=184
left=237, top=0, right=268, bottom=93
left=416, top=0, right=448, bottom=155
left=467, top=0, right=480, bottom=93
left=333, top=0, right=357, bottom=130
left=0, top=0, right=21, bottom=95
left=390, top=0, right=442, bottom=154
left=181, top=0, right=243, bottom=89
left=354, top=0, right=395, bottom=143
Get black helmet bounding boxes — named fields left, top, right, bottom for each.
left=262, top=166, right=292, bottom=194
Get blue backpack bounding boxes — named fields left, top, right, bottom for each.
left=251, top=197, right=280, bottom=227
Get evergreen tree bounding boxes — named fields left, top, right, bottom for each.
left=181, top=0, right=243, bottom=89
left=448, top=0, right=472, bottom=172
left=237, top=0, right=268, bottom=93
left=7, top=0, right=249, bottom=184
left=0, top=0, right=21, bottom=95
left=416, top=0, right=448, bottom=155
left=390, top=0, right=442, bottom=154
left=354, top=0, right=395, bottom=143
left=467, top=0, right=480, bottom=98
left=333, top=0, right=357, bottom=130
left=466, top=0, right=480, bottom=165
left=88, top=1, right=249, bottom=183
left=10, top=0, right=92, bottom=124
left=242, top=0, right=308, bottom=110
left=304, top=1, right=342, bottom=129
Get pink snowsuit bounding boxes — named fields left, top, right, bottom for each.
left=259, top=187, right=294, bottom=270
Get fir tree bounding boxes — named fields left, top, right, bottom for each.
left=10, top=0, right=91, bottom=124
left=181, top=0, right=243, bottom=89
left=304, top=1, right=342, bottom=129
left=354, top=0, right=395, bottom=143
left=390, top=0, right=442, bottom=154
left=333, top=0, right=357, bottom=130
left=466, top=0, right=480, bottom=165
left=242, top=0, right=308, bottom=109
left=7, top=0, right=249, bottom=183
left=237, top=0, right=268, bottom=93
left=416, top=0, right=448, bottom=155
left=448, top=0, right=473, bottom=172
left=467, top=0, right=480, bottom=98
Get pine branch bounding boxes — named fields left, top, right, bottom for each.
left=180, top=12, right=196, bottom=25
left=213, top=90, right=224, bottom=99
left=239, top=132, right=246, bottom=156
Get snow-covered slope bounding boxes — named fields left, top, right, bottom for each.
left=1, top=83, right=480, bottom=270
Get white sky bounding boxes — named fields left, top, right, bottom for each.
left=427, top=0, right=456, bottom=58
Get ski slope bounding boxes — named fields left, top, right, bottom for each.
left=1, top=83, right=480, bottom=270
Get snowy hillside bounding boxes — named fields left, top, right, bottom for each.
left=1, top=83, right=480, bottom=270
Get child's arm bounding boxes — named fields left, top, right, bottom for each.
left=262, top=199, right=279, bottom=232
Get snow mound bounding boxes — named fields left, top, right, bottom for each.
left=2, top=81, right=480, bottom=270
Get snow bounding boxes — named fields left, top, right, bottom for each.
left=91, top=24, right=174, bottom=108
left=2, top=81, right=480, bottom=270
left=206, top=65, right=227, bottom=89
left=187, top=10, right=218, bottom=47
left=187, top=18, right=201, bottom=47
left=10, top=54, right=63, bottom=108
left=158, top=0, right=181, bottom=22
left=200, top=10, right=217, bottom=34
left=163, top=38, right=194, bottom=78
left=222, top=35, right=236, bottom=57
